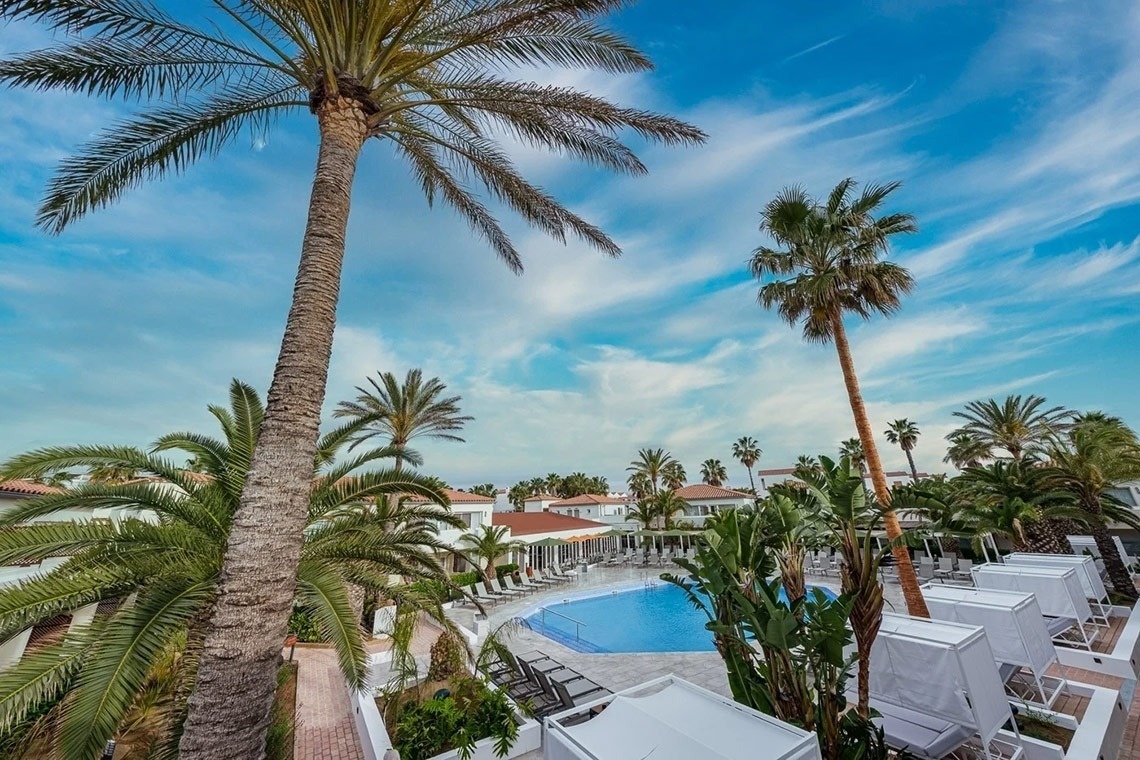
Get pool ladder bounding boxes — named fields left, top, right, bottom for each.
left=539, top=606, right=587, bottom=640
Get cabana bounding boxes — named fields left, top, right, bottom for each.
left=971, top=564, right=1099, bottom=651
left=1004, top=553, right=1110, bottom=625
left=922, top=584, right=1065, bottom=708
left=1067, top=534, right=1138, bottom=577
left=543, top=675, right=821, bottom=760
left=867, top=614, right=1023, bottom=760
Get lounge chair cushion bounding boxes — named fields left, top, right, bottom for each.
left=997, top=662, right=1019, bottom=684
left=1044, top=616, right=1076, bottom=637
left=872, top=701, right=973, bottom=760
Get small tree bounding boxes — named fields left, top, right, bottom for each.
left=884, top=419, right=921, bottom=481
left=459, top=526, right=525, bottom=583
left=732, top=437, right=763, bottom=492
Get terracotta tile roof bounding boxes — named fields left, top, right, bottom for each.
left=405, top=488, right=494, bottom=505
left=491, top=512, right=609, bottom=536
left=24, top=615, right=71, bottom=654
left=674, top=484, right=753, bottom=501
left=0, top=479, right=63, bottom=496
left=549, top=493, right=628, bottom=507
left=523, top=493, right=559, bottom=501
left=756, top=468, right=797, bottom=477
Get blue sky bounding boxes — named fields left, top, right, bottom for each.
left=2, top=0, right=1139, bottom=489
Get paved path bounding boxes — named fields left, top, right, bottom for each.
left=292, top=647, right=365, bottom=760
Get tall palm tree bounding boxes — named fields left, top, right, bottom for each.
left=950, top=395, right=1072, bottom=462
left=699, top=459, right=728, bottom=487
left=458, top=525, right=525, bottom=583
left=750, top=178, right=926, bottom=616
left=0, top=381, right=460, bottom=758
left=468, top=483, right=496, bottom=498
left=661, top=461, right=686, bottom=491
left=627, top=448, right=677, bottom=497
left=795, top=454, right=821, bottom=473
left=0, top=4, right=704, bottom=752
left=884, top=419, right=921, bottom=481
left=654, top=490, right=689, bottom=530
left=838, top=438, right=867, bottom=474
left=334, top=369, right=472, bottom=470
left=943, top=431, right=988, bottom=470
left=544, top=473, right=564, bottom=495
left=86, top=463, right=139, bottom=484
left=1049, top=419, right=1140, bottom=600
left=732, top=436, right=762, bottom=492
left=627, top=472, right=653, bottom=502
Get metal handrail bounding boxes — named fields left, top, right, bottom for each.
left=540, top=605, right=587, bottom=639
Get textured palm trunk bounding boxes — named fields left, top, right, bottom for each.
left=830, top=314, right=929, bottom=617
left=904, top=448, right=919, bottom=481
left=1090, top=518, right=1137, bottom=601
left=1024, top=520, right=1074, bottom=555
left=179, top=98, right=368, bottom=760
left=746, top=466, right=756, bottom=493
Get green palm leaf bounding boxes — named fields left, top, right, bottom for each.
left=295, top=562, right=367, bottom=690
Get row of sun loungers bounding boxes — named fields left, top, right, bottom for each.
left=464, top=565, right=578, bottom=607
left=486, top=649, right=610, bottom=718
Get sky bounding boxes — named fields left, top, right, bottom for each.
left=2, top=0, right=1139, bottom=491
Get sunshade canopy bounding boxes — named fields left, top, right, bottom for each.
left=1004, top=553, right=1107, bottom=601
left=971, top=563, right=1092, bottom=622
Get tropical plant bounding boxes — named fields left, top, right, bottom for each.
left=468, top=483, right=497, bottom=499
left=943, top=431, right=988, bottom=470
left=950, top=395, right=1072, bottom=462
left=792, top=456, right=890, bottom=718
left=796, top=454, right=821, bottom=473
left=750, top=178, right=926, bottom=616
left=1048, top=418, right=1140, bottom=600
left=506, top=482, right=530, bottom=511
left=654, top=490, right=689, bottom=530
left=699, top=458, right=728, bottom=487
left=392, top=677, right=518, bottom=760
left=0, top=380, right=463, bottom=759
left=759, top=494, right=814, bottom=606
left=955, top=461, right=1086, bottom=554
left=335, top=369, right=472, bottom=469
left=0, top=2, right=704, bottom=750
left=86, top=463, right=139, bottom=484
left=31, top=471, right=78, bottom=489
left=627, top=472, right=654, bottom=501
left=458, top=525, right=524, bottom=583
left=626, top=448, right=678, bottom=497
left=628, top=500, right=659, bottom=534
left=732, top=436, right=763, bottom=492
left=661, top=461, right=686, bottom=491
left=884, top=419, right=921, bottom=481
left=838, top=438, right=866, bottom=474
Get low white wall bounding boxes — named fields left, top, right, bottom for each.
left=1056, top=605, right=1140, bottom=697
left=999, top=680, right=1127, bottom=760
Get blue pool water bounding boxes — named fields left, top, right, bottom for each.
left=523, top=582, right=836, bottom=653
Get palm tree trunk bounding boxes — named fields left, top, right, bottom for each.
left=904, top=448, right=918, bottom=482
left=830, top=314, right=929, bottom=617
left=1023, top=521, right=1071, bottom=555
left=179, top=97, right=368, bottom=760
left=747, top=466, right=756, bottom=493
left=1091, top=522, right=1137, bottom=601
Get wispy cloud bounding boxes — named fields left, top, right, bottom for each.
left=782, top=35, right=846, bottom=63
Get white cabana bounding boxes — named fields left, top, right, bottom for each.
left=867, top=614, right=1022, bottom=760
left=1067, top=534, right=1138, bottom=577
left=1004, top=552, right=1110, bottom=624
left=921, top=584, right=1064, bottom=708
left=543, top=675, right=821, bottom=760
left=971, top=563, right=1098, bottom=650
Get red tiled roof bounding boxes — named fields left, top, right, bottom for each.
left=0, top=479, right=63, bottom=496
left=491, top=512, right=609, bottom=536
left=405, top=487, right=493, bottom=505
left=756, top=468, right=797, bottom=477
left=550, top=493, right=628, bottom=507
left=674, top=484, right=753, bottom=501
left=524, top=493, right=559, bottom=501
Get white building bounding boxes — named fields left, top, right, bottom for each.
left=548, top=493, right=635, bottom=527
left=522, top=493, right=561, bottom=513
left=491, top=511, right=616, bottom=569
left=672, top=484, right=755, bottom=526
left=755, top=467, right=928, bottom=500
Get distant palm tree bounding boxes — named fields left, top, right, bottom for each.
left=561, top=472, right=591, bottom=498
left=629, top=500, right=658, bottom=535
left=699, top=459, right=728, bottom=487
left=335, top=369, right=473, bottom=470
left=751, top=178, right=926, bottom=616
left=32, top=470, right=78, bottom=488
left=1, top=2, right=703, bottom=749
left=545, top=473, right=564, bottom=495
left=86, top=463, right=139, bottom=484
left=468, top=483, right=496, bottom=498
left=458, top=525, right=525, bottom=583
left=839, top=438, right=867, bottom=474
left=732, top=436, right=763, bottom=491
left=884, top=419, right=921, bottom=481
left=950, top=395, right=1072, bottom=462
left=0, top=381, right=459, bottom=758
left=943, top=431, right=989, bottom=470
left=627, top=472, right=654, bottom=502
left=655, top=490, right=689, bottom=530
left=795, top=454, right=821, bottom=473
left=627, top=448, right=677, bottom=497
left=661, top=461, right=686, bottom=490
left=1049, top=418, right=1140, bottom=600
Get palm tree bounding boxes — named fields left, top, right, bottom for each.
left=468, top=483, right=496, bottom=498
left=545, top=473, right=564, bottom=495
left=699, top=459, right=728, bottom=487
left=0, top=380, right=460, bottom=758
left=1049, top=419, right=1140, bottom=600
left=627, top=472, right=653, bottom=502
left=560, top=472, right=591, bottom=498
left=335, top=369, right=472, bottom=470
left=0, top=4, right=704, bottom=751
left=950, top=395, right=1072, bottom=462
left=627, top=448, right=677, bottom=497
left=628, top=500, right=658, bottom=532
left=458, top=525, right=525, bottom=583
left=731, top=436, right=763, bottom=492
left=661, top=461, right=686, bottom=491
left=943, top=431, right=988, bottom=470
left=32, top=470, right=78, bottom=488
left=884, top=419, right=921, bottom=481
left=654, top=490, right=689, bottom=530
left=795, top=454, right=821, bottom=473
left=751, top=178, right=926, bottom=616
left=86, top=463, right=139, bottom=483
left=838, top=438, right=867, bottom=474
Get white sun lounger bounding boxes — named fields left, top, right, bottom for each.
left=470, top=583, right=502, bottom=606
left=503, top=575, right=535, bottom=595
left=490, top=577, right=523, bottom=598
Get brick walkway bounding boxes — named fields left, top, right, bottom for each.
left=292, top=647, right=365, bottom=760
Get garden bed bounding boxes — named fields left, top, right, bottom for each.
left=1016, top=714, right=1074, bottom=752
left=266, top=660, right=299, bottom=760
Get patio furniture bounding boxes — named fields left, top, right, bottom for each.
left=490, top=577, right=523, bottom=598
left=972, top=564, right=1099, bottom=651
left=530, top=569, right=562, bottom=585
left=503, top=575, right=535, bottom=595
left=950, top=558, right=973, bottom=581
left=1004, top=553, right=1111, bottom=625
left=470, top=583, right=502, bottom=606
left=935, top=557, right=955, bottom=581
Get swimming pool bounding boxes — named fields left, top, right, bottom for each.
left=523, top=582, right=836, bottom=653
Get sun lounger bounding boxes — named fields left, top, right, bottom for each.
left=490, top=577, right=523, bottom=598
left=530, top=569, right=561, bottom=585
left=872, top=700, right=975, bottom=760
left=470, top=582, right=503, bottom=606
left=503, top=575, right=534, bottom=595
left=550, top=563, right=577, bottom=579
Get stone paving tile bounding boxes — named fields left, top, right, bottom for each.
left=291, top=646, right=365, bottom=760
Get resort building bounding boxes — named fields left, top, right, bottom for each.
left=672, top=484, right=754, bottom=526
left=548, top=493, right=635, bottom=526
left=521, top=493, right=561, bottom=512
left=491, top=511, right=615, bottom=570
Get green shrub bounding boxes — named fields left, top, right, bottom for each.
left=394, top=677, right=518, bottom=760
left=287, top=608, right=322, bottom=643
left=494, top=563, right=519, bottom=579
left=426, top=632, right=466, bottom=683
left=404, top=571, right=480, bottom=604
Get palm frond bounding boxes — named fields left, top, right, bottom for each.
left=295, top=562, right=367, bottom=690
left=0, top=566, right=137, bottom=641
left=0, top=627, right=94, bottom=735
